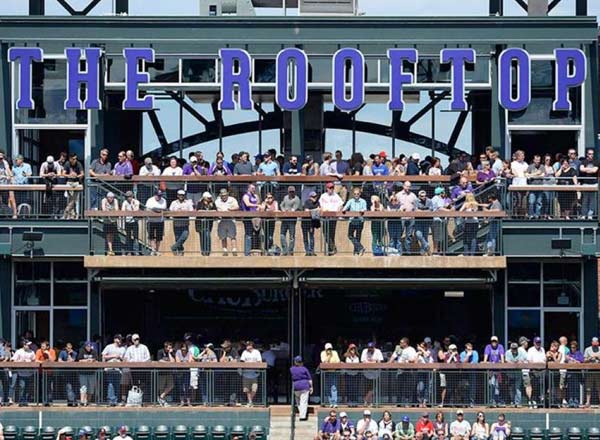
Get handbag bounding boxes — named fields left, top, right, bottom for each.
left=126, top=385, right=143, bottom=407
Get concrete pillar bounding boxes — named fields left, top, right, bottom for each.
left=0, top=44, right=13, bottom=157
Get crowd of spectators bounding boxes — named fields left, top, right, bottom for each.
left=0, top=144, right=597, bottom=221
left=314, top=409, right=511, bottom=440
left=314, top=335, right=600, bottom=409
left=0, top=333, right=273, bottom=408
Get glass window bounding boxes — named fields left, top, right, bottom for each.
left=507, top=310, right=541, bottom=345
left=15, top=60, right=87, bottom=124
left=53, top=309, right=87, bottom=347
left=544, top=263, right=580, bottom=282
left=543, top=283, right=581, bottom=308
left=508, top=262, right=540, bottom=282
left=106, top=56, right=126, bottom=83
left=54, top=283, right=87, bottom=307
left=507, top=284, right=540, bottom=307
left=15, top=262, right=51, bottom=282
left=16, top=310, right=50, bottom=342
left=416, top=57, right=489, bottom=84
left=53, top=262, right=87, bottom=281
left=14, top=284, right=51, bottom=306
left=182, top=59, right=216, bottom=83
left=146, top=58, right=180, bottom=83
left=508, top=89, right=581, bottom=125
left=254, top=59, right=276, bottom=83
left=309, top=58, right=331, bottom=82
left=544, top=311, right=580, bottom=344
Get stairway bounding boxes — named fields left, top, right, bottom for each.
left=270, top=406, right=317, bottom=439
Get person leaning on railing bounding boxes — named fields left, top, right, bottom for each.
left=76, top=341, right=99, bottom=406
left=101, top=192, right=119, bottom=256
left=62, top=153, right=84, bottom=220
left=145, top=190, right=167, bottom=256
left=34, top=340, right=56, bottom=406
left=280, top=186, right=302, bottom=256
left=555, top=158, right=579, bottom=219
left=195, top=192, right=216, bottom=256
left=121, top=191, right=140, bottom=256
left=579, top=148, right=599, bottom=219
left=343, top=187, right=367, bottom=256
left=169, top=190, right=194, bottom=256
left=583, top=336, right=600, bottom=408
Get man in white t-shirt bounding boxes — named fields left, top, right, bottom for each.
left=240, top=341, right=262, bottom=406
left=449, top=410, right=471, bottom=440
left=214, top=188, right=240, bottom=256
left=356, top=410, right=378, bottom=439
left=112, top=426, right=133, bottom=440
left=526, top=336, right=546, bottom=407
left=361, top=342, right=383, bottom=406
left=510, top=150, right=529, bottom=186
left=101, top=334, right=126, bottom=406
left=145, top=191, right=168, bottom=255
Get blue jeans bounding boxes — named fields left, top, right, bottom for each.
left=582, top=192, right=597, bottom=218
left=106, top=371, right=121, bottom=405
left=17, top=374, right=33, bottom=404
left=323, top=375, right=338, bottom=406
left=347, top=221, right=364, bottom=254
left=302, top=221, right=315, bottom=254
left=414, top=220, right=430, bottom=254
left=280, top=220, right=296, bottom=255
left=199, top=226, right=212, bottom=256
left=401, top=219, right=415, bottom=254
left=528, top=192, right=544, bottom=217
left=486, top=222, right=499, bottom=255
left=388, top=220, right=402, bottom=253
left=171, top=226, right=189, bottom=252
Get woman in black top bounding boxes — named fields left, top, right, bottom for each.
left=196, top=192, right=216, bottom=256
left=302, top=192, right=320, bottom=256
left=556, top=158, right=578, bottom=219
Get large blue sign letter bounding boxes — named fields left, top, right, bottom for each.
left=64, top=47, right=102, bottom=110
left=8, top=47, right=43, bottom=110
left=441, top=48, right=476, bottom=111
left=219, top=48, right=253, bottom=110
left=123, top=48, right=154, bottom=110
left=553, top=48, right=587, bottom=112
left=332, top=48, right=364, bottom=112
left=276, top=48, right=308, bottom=112
left=499, top=48, right=531, bottom=112
left=388, top=49, right=417, bottom=111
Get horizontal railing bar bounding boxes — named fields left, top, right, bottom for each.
left=318, top=362, right=549, bottom=370
left=509, top=185, right=598, bottom=192
left=84, top=210, right=507, bottom=218
left=92, top=175, right=452, bottom=183
left=0, top=361, right=267, bottom=369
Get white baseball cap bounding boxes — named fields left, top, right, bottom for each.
left=325, top=343, right=333, bottom=350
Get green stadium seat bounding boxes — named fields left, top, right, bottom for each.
left=529, top=427, right=545, bottom=440
left=588, top=428, right=600, bottom=440
left=511, top=427, right=525, bottom=440
left=567, top=427, right=582, bottom=440
left=40, top=427, right=55, bottom=440
left=249, top=426, right=266, bottom=440
left=210, top=425, right=227, bottom=440
left=3, top=426, right=18, bottom=440
left=22, top=426, right=39, bottom=440
left=153, top=425, right=170, bottom=440
left=172, top=425, right=188, bottom=440
left=230, top=425, right=246, bottom=439
left=549, top=427, right=564, bottom=440
left=136, top=426, right=151, bottom=440
left=191, top=426, right=208, bottom=440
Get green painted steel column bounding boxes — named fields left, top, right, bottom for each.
left=290, top=110, right=304, bottom=158
left=584, top=43, right=598, bottom=151
left=490, top=47, right=505, bottom=159
left=583, top=258, right=598, bottom=342
left=0, top=259, right=11, bottom=340
left=493, top=270, right=506, bottom=342
left=0, top=43, right=13, bottom=156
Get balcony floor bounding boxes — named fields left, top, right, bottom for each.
left=84, top=255, right=507, bottom=269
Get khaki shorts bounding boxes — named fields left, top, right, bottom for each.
left=243, top=377, right=258, bottom=393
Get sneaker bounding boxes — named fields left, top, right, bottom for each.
left=158, top=396, right=166, bottom=406
left=222, top=248, right=228, bottom=256
left=232, top=248, right=238, bottom=256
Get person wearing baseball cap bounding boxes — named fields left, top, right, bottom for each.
left=450, top=410, right=470, bottom=440
left=280, top=185, right=301, bottom=255
left=339, top=412, right=355, bottom=438
left=319, top=181, right=343, bottom=255
left=302, top=190, right=320, bottom=256
left=320, top=342, right=341, bottom=407
left=484, top=336, right=505, bottom=406
left=214, top=187, right=240, bottom=256
left=397, top=415, right=415, bottom=440
left=343, top=186, right=367, bottom=255
left=115, top=426, right=132, bottom=440
left=196, top=191, right=216, bottom=256
left=169, top=188, right=193, bottom=256
left=290, top=355, right=312, bottom=421
left=145, top=187, right=167, bottom=255
left=357, top=409, right=378, bottom=438
left=415, top=412, right=433, bottom=440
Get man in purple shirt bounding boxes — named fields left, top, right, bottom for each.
left=450, top=176, right=473, bottom=201
left=484, top=335, right=505, bottom=407
left=290, top=356, right=312, bottom=422
left=113, top=150, right=133, bottom=176
left=317, top=410, right=342, bottom=439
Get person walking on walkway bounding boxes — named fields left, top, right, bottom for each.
left=290, top=356, right=313, bottom=421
